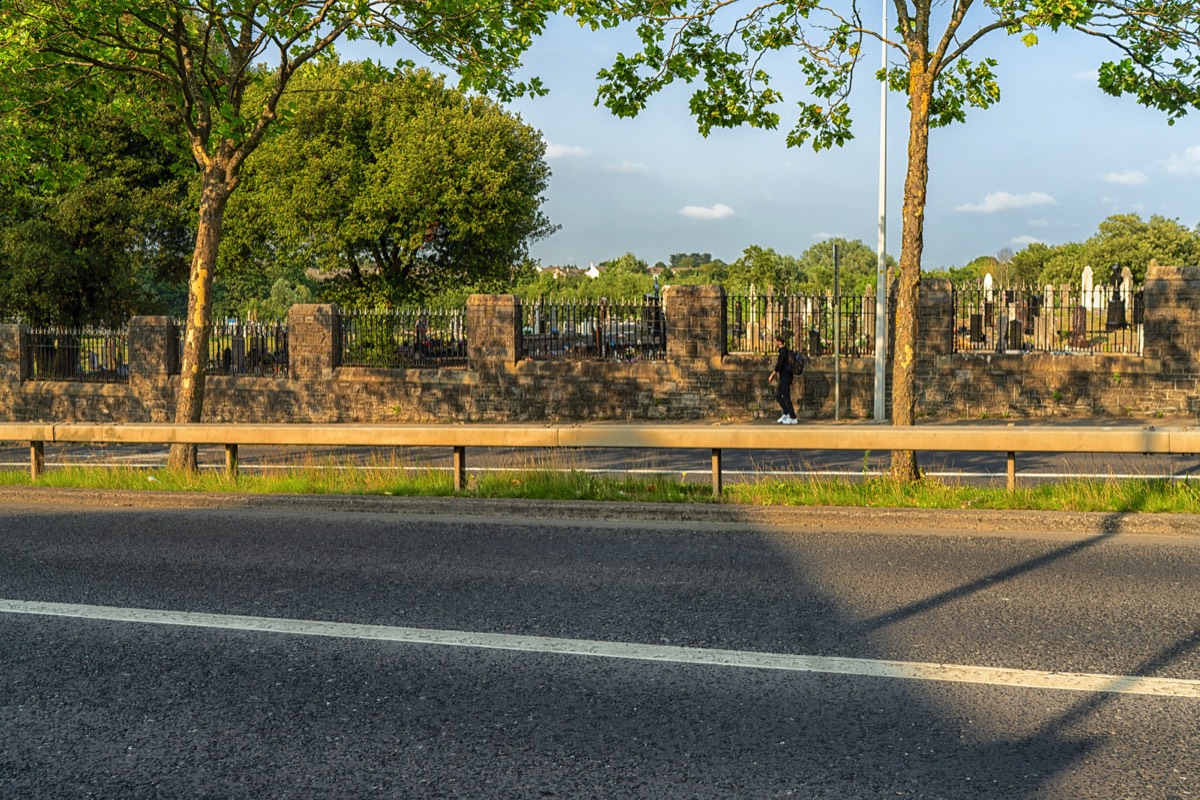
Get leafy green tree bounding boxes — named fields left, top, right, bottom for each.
left=725, top=245, right=804, bottom=295
left=664, top=252, right=728, bottom=284
left=210, top=236, right=315, bottom=321
left=1007, top=245, right=1052, bottom=286
left=600, top=252, right=651, bottom=275
left=1080, top=214, right=1200, bottom=282
left=516, top=266, right=582, bottom=301
left=2, top=0, right=556, bottom=469
left=935, top=253, right=1037, bottom=287
left=795, top=238, right=887, bottom=295
left=965, top=255, right=1000, bottom=281
left=0, top=96, right=192, bottom=326
left=923, top=261, right=990, bottom=286
left=669, top=252, right=713, bottom=271
left=579, top=253, right=653, bottom=299
left=988, top=249, right=1025, bottom=287
left=238, top=279, right=313, bottom=322
left=571, top=0, right=1200, bottom=480
left=1000, top=215, right=1200, bottom=288
left=1038, top=242, right=1089, bottom=287
left=223, top=62, right=557, bottom=310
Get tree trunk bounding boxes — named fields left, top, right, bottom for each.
left=168, top=167, right=231, bottom=471
left=890, top=59, right=935, bottom=482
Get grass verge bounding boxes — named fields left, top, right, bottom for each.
left=2, top=463, right=1200, bottom=513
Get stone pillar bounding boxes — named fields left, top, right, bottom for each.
left=288, top=304, right=339, bottom=381
left=1141, top=263, right=1200, bottom=372
left=917, top=278, right=954, bottom=357
left=127, top=316, right=176, bottom=422
left=0, top=324, right=25, bottom=422
left=128, top=316, right=176, bottom=379
left=466, top=294, right=521, bottom=367
left=0, top=324, right=23, bottom=384
left=664, top=284, right=726, bottom=361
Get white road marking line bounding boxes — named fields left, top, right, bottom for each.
left=2, top=598, right=1197, bottom=698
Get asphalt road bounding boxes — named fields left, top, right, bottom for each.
left=1, top=493, right=1198, bottom=798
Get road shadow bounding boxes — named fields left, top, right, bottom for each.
left=4, top=503, right=1197, bottom=796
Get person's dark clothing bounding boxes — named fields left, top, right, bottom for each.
left=773, top=346, right=793, bottom=377
left=774, top=345, right=796, bottom=419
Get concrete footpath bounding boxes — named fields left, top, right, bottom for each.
left=2, top=486, right=1197, bottom=538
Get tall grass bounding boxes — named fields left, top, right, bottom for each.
left=3, top=460, right=1200, bottom=512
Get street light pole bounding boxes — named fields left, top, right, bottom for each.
left=873, top=0, right=889, bottom=422
left=834, top=243, right=841, bottom=421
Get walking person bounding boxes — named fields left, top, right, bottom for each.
left=769, top=333, right=799, bottom=424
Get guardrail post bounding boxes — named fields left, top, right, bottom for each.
left=453, top=446, right=466, bottom=491
left=1007, top=451, right=1016, bottom=493
left=225, top=444, right=239, bottom=480
left=30, top=441, right=44, bottom=480
left=711, top=449, right=723, bottom=497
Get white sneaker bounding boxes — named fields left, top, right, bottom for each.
left=776, top=414, right=787, bottom=423
left=783, top=416, right=799, bottom=425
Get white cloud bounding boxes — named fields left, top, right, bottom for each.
left=955, top=191, right=1056, bottom=213
left=545, top=143, right=591, bottom=160
left=1165, top=145, right=1200, bottom=176
left=602, top=160, right=650, bottom=174
left=1011, top=235, right=1043, bottom=246
left=679, top=203, right=736, bottom=220
left=1100, top=170, right=1148, bottom=186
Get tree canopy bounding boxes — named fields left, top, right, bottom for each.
left=221, top=62, right=556, bottom=311
left=721, top=246, right=803, bottom=295
left=934, top=215, right=1200, bottom=287
left=795, top=238, right=892, bottom=295
left=0, top=89, right=192, bottom=326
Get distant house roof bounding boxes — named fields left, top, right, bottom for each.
left=538, top=265, right=588, bottom=279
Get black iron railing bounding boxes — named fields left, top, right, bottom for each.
left=952, top=286, right=1143, bottom=354
left=339, top=307, right=467, bottom=368
left=521, top=296, right=665, bottom=361
left=208, top=319, right=289, bottom=376
left=174, top=319, right=289, bottom=376
left=726, top=294, right=877, bottom=356
left=25, top=326, right=129, bottom=383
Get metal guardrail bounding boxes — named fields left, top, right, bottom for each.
left=4, top=422, right=1193, bottom=496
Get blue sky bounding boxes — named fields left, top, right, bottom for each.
left=344, top=11, right=1200, bottom=271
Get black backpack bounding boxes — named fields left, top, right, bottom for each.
left=787, top=348, right=805, bottom=375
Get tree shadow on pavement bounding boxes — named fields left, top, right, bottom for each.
left=1, top=505, right=1197, bottom=797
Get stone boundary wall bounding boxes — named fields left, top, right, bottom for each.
left=2, top=264, right=1199, bottom=425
